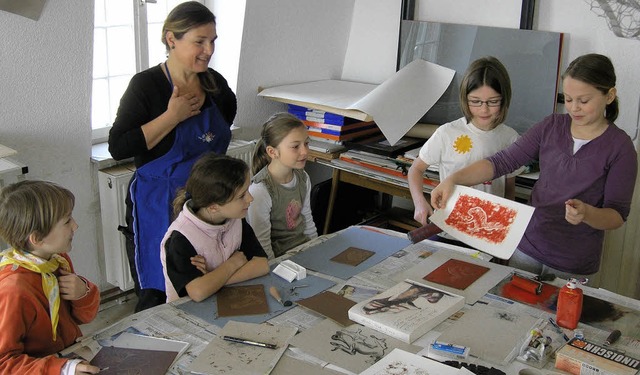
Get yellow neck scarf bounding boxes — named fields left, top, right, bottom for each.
left=0, top=248, right=70, bottom=341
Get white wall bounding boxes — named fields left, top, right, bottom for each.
left=0, top=1, right=107, bottom=288
left=535, top=0, right=640, bottom=141
left=208, top=0, right=245, bottom=94
left=416, top=0, right=522, bottom=29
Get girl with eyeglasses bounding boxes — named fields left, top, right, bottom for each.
left=430, top=54, right=637, bottom=280
left=408, top=56, right=522, bottom=245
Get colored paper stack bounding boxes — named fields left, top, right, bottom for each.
left=287, top=104, right=381, bottom=144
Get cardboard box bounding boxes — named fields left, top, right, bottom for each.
left=555, top=338, right=640, bottom=375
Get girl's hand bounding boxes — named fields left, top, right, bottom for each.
left=191, top=255, right=208, bottom=274
left=166, top=85, right=201, bottom=123
left=413, top=199, right=434, bottom=226
left=75, top=361, right=101, bottom=374
left=430, top=179, right=455, bottom=210
left=565, top=199, right=587, bottom=225
left=58, top=269, right=89, bottom=301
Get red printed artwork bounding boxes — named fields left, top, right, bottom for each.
left=444, top=194, right=517, bottom=244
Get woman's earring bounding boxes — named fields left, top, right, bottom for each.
left=171, top=44, right=175, bottom=49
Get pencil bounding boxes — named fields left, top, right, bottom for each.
left=223, top=335, right=277, bottom=349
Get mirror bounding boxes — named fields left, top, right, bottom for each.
left=399, top=20, right=563, bottom=135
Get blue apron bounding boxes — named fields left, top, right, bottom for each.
left=130, top=64, right=231, bottom=291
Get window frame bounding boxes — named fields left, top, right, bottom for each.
left=91, top=0, right=202, bottom=144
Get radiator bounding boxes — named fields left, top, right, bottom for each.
left=98, top=140, right=256, bottom=291
left=98, top=163, right=136, bottom=291
left=226, top=139, right=257, bottom=167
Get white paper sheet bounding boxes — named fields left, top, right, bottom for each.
left=359, top=348, right=464, bottom=375
left=0, top=144, right=17, bottom=158
left=429, top=185, right=535, bottom=260
left=258, top=59, right=455, bottom=145
left=341, top=0, right=401, bottom=84
left=188, top=321, right=297, bottom=375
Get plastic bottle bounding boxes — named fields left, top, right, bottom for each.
left=556, top=278, right=583, bottom=330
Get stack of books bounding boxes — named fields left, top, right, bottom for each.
left=288, top=104, right=381, bottom=145
left=338, top=149, right=439, bottom=188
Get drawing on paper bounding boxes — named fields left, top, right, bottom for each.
left=362, top=284, right=444, bottom=315
left=585, top=0, right=640, bottom=40
left=369, top=360, right=431, bottom=375
left=330, top=327, right=389, bottom=364
left=444, top=194, right=516, bottom=243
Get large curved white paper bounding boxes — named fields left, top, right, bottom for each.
left=429, top=185, right=535, bottom=259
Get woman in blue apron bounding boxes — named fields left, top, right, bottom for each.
left=108, top=2, right=236, bottom=311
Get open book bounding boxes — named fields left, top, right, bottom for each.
left=348, top=279, right=465, bottom=344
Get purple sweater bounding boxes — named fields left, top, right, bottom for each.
left=488, top=114, right=637, bottom=273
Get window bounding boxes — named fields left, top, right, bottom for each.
left=91, top=0, right=195, bottom=142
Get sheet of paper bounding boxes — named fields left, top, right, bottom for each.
left=429, top=185, right=535, bottom=259
left=359, top=348, right=464, bottom=375
left=352, top=59, right=455, bottom=145
left=289, top=319, right=421, bottom=374
left=258, top=59, right=455, bottom=145
left=189, top=321, right=296, bottom=375
left=287, top=226, right=411, bottom=280
left=436, top=304, right=539, bottom=366
left=341, top=0, right=401, bottom=84
left=271, top=353, right=344, bottom=375
left=0, top=144, right=17, bottom=158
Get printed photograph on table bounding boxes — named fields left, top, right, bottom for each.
left=337, top=284, right=380, bottom=302
left=429, top=185, right=534, bottom=259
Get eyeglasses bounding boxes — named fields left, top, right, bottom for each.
left=468, top=98, right=502, bottom=107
